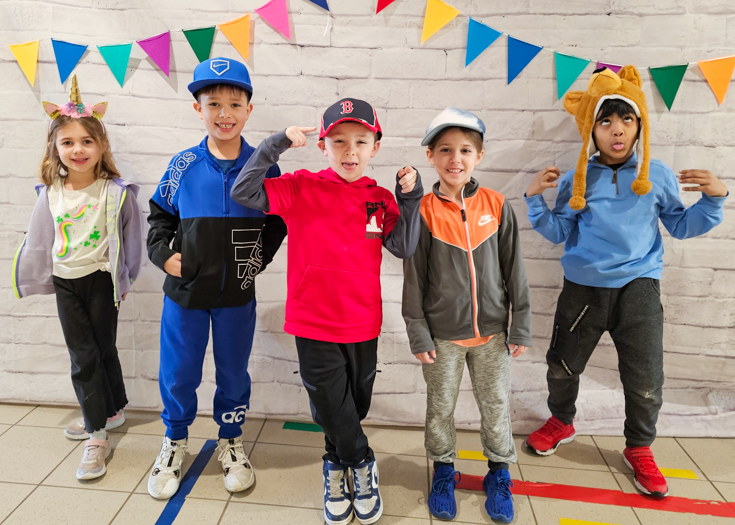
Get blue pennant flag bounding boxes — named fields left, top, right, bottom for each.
left=507, top=36, right=542, bottom=84
left=465, top=18, right=502, bottom=67
left=305, top=0, right=329, bottom=10
left=51, top=39, right=88, bottom=84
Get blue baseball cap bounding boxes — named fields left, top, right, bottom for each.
left=188, top=57, right=253, bottom=98
left=422, top=107, right=486, bottom=146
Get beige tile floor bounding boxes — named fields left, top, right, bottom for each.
left=0, top=402, right=733, bottom=525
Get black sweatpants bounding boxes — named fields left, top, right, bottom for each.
left=295, top=336, right=378, bottom=468
left=53, top=271, right=127, bottom=433
left=546, top=277, right=664, bottom=448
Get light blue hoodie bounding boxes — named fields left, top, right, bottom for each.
left=524, top=155, right=727, bottom=288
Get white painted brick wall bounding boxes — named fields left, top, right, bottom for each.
left=1, top=0, right=733, bottom=437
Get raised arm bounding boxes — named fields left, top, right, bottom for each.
left=383, top=166, right=424, bottom=259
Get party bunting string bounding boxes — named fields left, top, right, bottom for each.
left=8, top=0, right=734, bottom=110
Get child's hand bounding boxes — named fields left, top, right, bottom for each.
left=509, top=344, right=528, bottom=357
left=397, top=166, right=418, bottom=194
left=414, top=350, right=437, bottom=364
left=122, top=293, right=128, bottom=301
left=526, top=167, right=560, bottom=197
left=285, top=126, right=317, bottom=148
left=164, top=253, right=182, bottom=277
left=679, top=170, right=728, bottom=197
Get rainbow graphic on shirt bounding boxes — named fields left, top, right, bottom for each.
left=56, top=221, right=74, bottom=258
left=71, top=203, right=98, bottom=220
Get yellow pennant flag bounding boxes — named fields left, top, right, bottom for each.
left=698, top=55, right=735, bottom=105
left=9, top=40, right=40, bottom=86
left=421, top=0, right=461, bottom=43
left=219, top=13, right=251, bottom=61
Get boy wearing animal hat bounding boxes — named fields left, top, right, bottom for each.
left=523, top=65, right=728, bottom=498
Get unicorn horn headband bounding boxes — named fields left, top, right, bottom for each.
left=42, top=75, right=108, bottom=122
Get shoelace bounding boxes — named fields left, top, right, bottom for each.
left=82, top=444, right=102, bottom=462
left=217, top=440, right=247, bottom=466
left=630, top=451, right=660, bottom=476
left=326, top=471, right=346, bottom=499
left=155, top=441, right=186, bottom=474
left=494, top=476, right=514, bottom=501
left=538, top=417, right=566, bottom=437
left=353, top=467, right=372, bottom=497
left=432, top=470, right=461, bottom=496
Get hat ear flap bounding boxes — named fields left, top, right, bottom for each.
left=564, top=91, right=584, bottom=115
left=618, top=65, right=642, bottom=87
left=43, top=102, right=60, bottom=119
left=631, top=114, right=652, bottom=196
left=92, top=102, right=108, bottom=120
left=569, top=133, right=591, bottom=211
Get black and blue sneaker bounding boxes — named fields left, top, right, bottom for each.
left=351, top=457, right=383, bottom=524
left=428, top=463, right=461, bottom=520
left=323, top=460, right=354, bottom=525
left=483, top=468, right=514, bottom=523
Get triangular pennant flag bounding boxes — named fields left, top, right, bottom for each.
left=597, top=61, right=622, bottom=74
left=698, top=56, right=735, bottom=105
left=256, top=0, right=291, bottom=40
left=649, top=64, right=688, bottom=111
left=219, top=14, right=251, bottom=61
left=421, top=0, right=461, bottom=43
left=9, top=40, right=40, bottom=86
left=507, top=36, right=542, bottom=84
left=51, top=39, right=87, bottom=84
left=183, top=26, right=216, bottom=63
left=555, top=52, right=591, bottom=99
left=305, top=0, right=329, bottom=10
left=376, top=0, right=398, bottom=13
left=97, top=43, right=133, bottom=87
left=137, top=31, right=171, bottom=76
left=465, top=18, right=502, bottom=67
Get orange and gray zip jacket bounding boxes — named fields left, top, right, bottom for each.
left=402, top=179, right=532, bottom=354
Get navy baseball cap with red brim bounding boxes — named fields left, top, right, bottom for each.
left=188, top=57, right=253, bottom=98
left=320, top=98, right=382, bottom=140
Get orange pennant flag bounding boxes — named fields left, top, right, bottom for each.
left=698, top=56, right=735, bottom=104
left=9, top=40, right=40, bottom=86
left=219, top=13, right=251, bottom=61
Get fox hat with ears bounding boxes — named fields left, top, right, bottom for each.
left=563, top=65, right=651, bottom=211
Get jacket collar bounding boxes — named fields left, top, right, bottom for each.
left=198, top=136, right=252, bottom=173
left=589, top=153, right=638, bottom=171
left=432, top=177, right=480, bottom=203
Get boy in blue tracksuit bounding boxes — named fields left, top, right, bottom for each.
left=523, top=66, right=727, bottom=499
left=146, top=57, right=286, bottom=500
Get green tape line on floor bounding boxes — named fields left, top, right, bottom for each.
left=283, top=421, right=322, bottom=432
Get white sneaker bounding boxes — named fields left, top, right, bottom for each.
left=147, top=436, right=187, bottom=500
left=76, top=438, right=111, bottom=480
left=323, top=460, right=354, bottom=525
left=64, top=411, right=126, bottom=440
left=217, top=437, right=255, bottom=492
left=352, top=458, right=383, bottom=525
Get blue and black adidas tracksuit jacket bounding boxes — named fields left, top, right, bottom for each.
left=147, top=136, right=287, bottom=309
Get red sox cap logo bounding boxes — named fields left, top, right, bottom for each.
left=340, top=101, right=354, bottom=114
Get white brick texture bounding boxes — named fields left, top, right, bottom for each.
left=1, top=0, right=733, bottom=437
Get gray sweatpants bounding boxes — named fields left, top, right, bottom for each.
left=423, top=334, right=517, bottom=464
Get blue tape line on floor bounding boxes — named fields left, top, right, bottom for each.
left=155, top=439, right=218, bottom=525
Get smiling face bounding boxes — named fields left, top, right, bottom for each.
left=427, top=127, right=484, bottom=197
left=194, top=85, right=253, bottom=144
left=54, top=120, right=102, bottom=178
left=593, top=110, right=640, bottom=166
left=318, top=122, right=380, bottom=182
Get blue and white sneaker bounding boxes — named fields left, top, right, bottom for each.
left=483, top=469, right=514, bottom=523
left=351, top=457, right=383, bottom=524
left=323, top=460, right=354, bottom=525
left=428, top=463, right=461, bottom=520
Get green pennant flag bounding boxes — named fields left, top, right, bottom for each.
left=555, top=52, right=590, bottom=99
left=649, top=64, right=688, bottom=111
left=97, top=43, right=132, bottom=87
left=183, top=26, right=216, bottom=63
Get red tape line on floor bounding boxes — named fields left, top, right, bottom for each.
left=456, top=475, right=735, bottom=518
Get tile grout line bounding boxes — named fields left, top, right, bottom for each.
left=674, top=436, right=729, bottom=502
left=517, top=463, right=542, bottom=525
left=0, top=408, right=38, bottom=525
left=590, top=435, right=644, bottom=525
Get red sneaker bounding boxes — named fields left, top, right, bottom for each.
left=623, top=447, right=669, bottom=498
left=525, top=416, right=576, bottom=456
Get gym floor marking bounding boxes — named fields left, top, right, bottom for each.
left=283, top=421, right=322, bottom=432
left=559, top=519, right=620, bottom=525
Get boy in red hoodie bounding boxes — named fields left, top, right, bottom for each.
left=231, top=98, right=422, bottom=525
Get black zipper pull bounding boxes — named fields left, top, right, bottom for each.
left=461, top=209, right=467, bottom=222
left=613, top=170, right=619, bottom=196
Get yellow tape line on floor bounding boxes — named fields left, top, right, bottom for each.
left=560, top=519, right=622, bottom=525
left=457, top=450, right=486, bottom=461
left=659, top=468, right=699, bottom=480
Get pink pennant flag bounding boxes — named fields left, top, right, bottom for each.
left=256, top=0, right=291, bottom=40
left=597, top=61, right=622, bottom=74
left=137, top=31, right=171, bottom=76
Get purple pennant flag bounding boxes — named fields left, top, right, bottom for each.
left=137, top=31, right=171, bottom=76
left=597, top=61, right=622, bottom=74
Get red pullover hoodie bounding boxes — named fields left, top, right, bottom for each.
left=230, top=131, right=423, bottom=343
